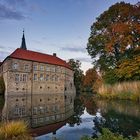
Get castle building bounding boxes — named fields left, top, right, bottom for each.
left=0, top=32, right=76, bottom=127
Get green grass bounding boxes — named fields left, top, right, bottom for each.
left=0, top=121, right=33, bottom=140
left=98, top=81, right=140, bottom=102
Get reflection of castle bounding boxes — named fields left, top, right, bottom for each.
left=0, top=32, right=76, bottom=127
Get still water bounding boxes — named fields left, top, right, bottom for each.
left=35, top=95, right=140, bottom=140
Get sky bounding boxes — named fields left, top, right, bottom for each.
left=0, top=0, right=139, bottom=72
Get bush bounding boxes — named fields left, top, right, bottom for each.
left=0, top=121, right=33, bottom=140
left=81, top=128, right=140, bottom=140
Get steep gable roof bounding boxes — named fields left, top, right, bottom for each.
left=9, top=48, right=72, bottom=69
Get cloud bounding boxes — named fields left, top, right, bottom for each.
left=0, top=45, right=14, bottom=61
left=4, top=0, right=27, bottom=8
left=61, top=46, right=86, bottom=53
left=74, top=57, right=92, bottom=63
left=29, top=3, right=47, bottom=15
left=0, top=3, right=25, bottom=20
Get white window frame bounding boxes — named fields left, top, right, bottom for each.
left=13, top=63, right=18, bottom=70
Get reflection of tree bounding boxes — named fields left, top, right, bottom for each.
left=102, top=110, right=140, bottom=137
left=94, top=99, right=140, bottom=137
left=80, top=95, right=97, bottom=115
left=68, top=96, right=85, bottom=126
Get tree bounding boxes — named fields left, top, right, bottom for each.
left=0, top=76, right=5, bottom=96
left=116, top=55, right=140, bottom=81
left=68, top=59, right=84, bottom=94
left=87, top=2, right=140, bottom=72
left=83, top=68, right=102, bottom=93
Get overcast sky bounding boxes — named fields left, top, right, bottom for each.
left=0, top=0, right=138, bottom=72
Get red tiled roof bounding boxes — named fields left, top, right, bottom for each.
left=9, top=48, right=72, bottom=69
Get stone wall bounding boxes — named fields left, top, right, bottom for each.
left=0, top=58, right=76, bottom=127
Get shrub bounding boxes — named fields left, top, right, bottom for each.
left=81, top=128, right=140, bottom=140
left=0, top=121, right=33, bottom=140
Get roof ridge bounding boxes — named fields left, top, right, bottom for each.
left=9, top=48, right=72, bottom=70
left=15, top=48, right=65, bottom=62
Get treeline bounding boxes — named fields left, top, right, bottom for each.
left=69, top=2, right=140, bottom=100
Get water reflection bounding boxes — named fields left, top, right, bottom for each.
left=96, top=99, right=140, bottom=137
left=36, top=108, right=95, bottom=140
left=35, top=95, right=140, bottom=140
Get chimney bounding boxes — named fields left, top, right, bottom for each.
left=53, top=53, right=57, bottom=57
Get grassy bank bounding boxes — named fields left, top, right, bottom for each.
left=98, top=81, right=140, bottom=101
left=0, top=121, right=33, bottom=140
left=81, top=128, right=140, bottom=140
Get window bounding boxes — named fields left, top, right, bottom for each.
left=51, top=67, right=55, bottom=72
left=45, top=117, right=49, bottom=122
left=40, top=74, right=44, bottom=81
left=33, top=107, right=38, bottom=115
left=23, top=74, right=27, bottom=82
left=38, top=117, right=44, bottom=123
left=14, top=106, right=26, bottom=116
left=40, top=65, right=44, bottom=71
left=51, top=75, right=55, bottom=81
left=33, top=65, right=37, bottom=71
left=15, top=74, right=20, bottom=82
left=46, top=106, right=48, bottom=113
left=51, top=116, right=55, bottom=121
left=13, top=63, right=18, bottom=70
left=14, top=106, right=19, bottom=116
left=20, top=107, right=26, bottom=116
left=56, top=115, right=60, bottom=119
left=24, top=65, right=29, bottom=71
left=39, top=106, right=44, bottom=114
left=20, top=74, right=22, bottom=81
left=34, top=74, right=37, bottom=81
left=46, top=66, right=50, bottom=71
left=46, top=74, right=49, bottom=81
left=33, top=119, right=37, bottom=124
left=52, top=105, right=58, bottom=112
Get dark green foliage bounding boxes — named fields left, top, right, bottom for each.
left=68, top=59, right=84, bottom=94
left=103, top=69, right=118, bottom=84
left=81, top=128, right=140, bottom=140
left=0, top=76, right=5, bottom=96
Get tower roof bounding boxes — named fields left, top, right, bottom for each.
left=20, top=30, right=27, bottom=50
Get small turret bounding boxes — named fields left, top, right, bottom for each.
left=20, top=30, right=27, bottom=50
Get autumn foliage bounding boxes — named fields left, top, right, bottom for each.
left=87, top=2, right=140, bottom=83
left=83, top=68, right=102, bottom=93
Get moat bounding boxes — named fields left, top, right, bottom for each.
left=0, top=94, right=140, bottom=140
left=34, top=95, right=140, bottom=140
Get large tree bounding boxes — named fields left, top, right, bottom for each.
left=87, top=2, right=140, bottom=72
left=68, top=59, right=84, bottom=94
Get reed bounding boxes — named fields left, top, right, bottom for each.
left=98, top=81, right=140, bottom=101
left=0, top=121, right=33, bottom=140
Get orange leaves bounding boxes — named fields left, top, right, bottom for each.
left=110, top=23, right=130, bottom=34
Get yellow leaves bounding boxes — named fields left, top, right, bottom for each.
left=116, top=56, right=140, bottom=79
